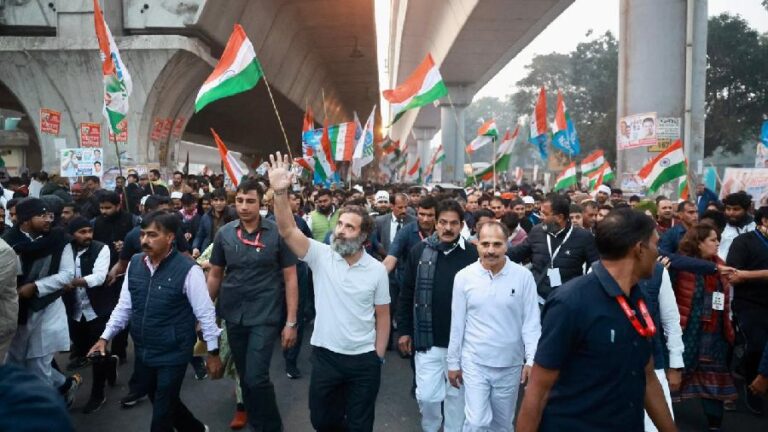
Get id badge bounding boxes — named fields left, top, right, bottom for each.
left=547, top=268, right=562, bottom=287
left=712, top=292, right=725, bottom=311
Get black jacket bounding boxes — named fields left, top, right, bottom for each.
left=63, top=240, right=118, bottom=318
left=507, top=223, right=599, bottom=300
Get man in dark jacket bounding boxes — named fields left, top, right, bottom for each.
left=507, top=194, right=599, bottom=303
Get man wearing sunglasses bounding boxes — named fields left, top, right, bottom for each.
left=207, top=179, right=299, bottom=432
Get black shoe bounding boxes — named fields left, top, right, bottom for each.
left=82, top=396, right=106, bottom=414
left=120, top=392, right=146, bottom=408
left=66, top=357, right=89, bottom=371
left=286, top=363, right=302, bottom=379
left=745, top=387, right=764, bottom=415
left=192, top=358, right=207, bottom=380
left=106, top=355, right=119, bottom=386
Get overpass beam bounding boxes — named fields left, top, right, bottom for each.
left=413, top=127, right=437, bottom=176
left=439, top=85, right=472, bottom=183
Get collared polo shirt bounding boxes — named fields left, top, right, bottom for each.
left=301, top=239, right=390, bottom=355
left=209, top=218, right=298, bottom=326
left=535, top=261, right=652, bottom=432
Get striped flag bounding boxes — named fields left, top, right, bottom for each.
left=211, top=128, right=248, bottom=187
left=302, top=105, right=315, bottom=157
left=352, top=105, right=376, bottom=177
left=93, top=0, right=132, bottom=135
left=315, top=119, right=337, bottom=180
left=424, top=144, right=445, bottom=183
left=587, top=162, right=615, bottom=190
left=551, top=90, right=580, bottom=156
left=530, top=86, right=548, bottom=159
left=495, top=126, right=519, bottom=172
left=195, top=24, right=263, bottom=112
left=405, top=154, right=422, bottom=183
left=383, top=53, right=448, bottom=124
left=638, top=140, right=687, bottom=194
left=553, top=162, right=577, bottom=191
left=329, top=122, right=357, bottom=162
left=580, top=150, right=605, bottom=176
left=465, top=119, right=498, bottom=154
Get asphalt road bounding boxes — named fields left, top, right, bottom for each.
left=61, top=330, right=767, bottom=431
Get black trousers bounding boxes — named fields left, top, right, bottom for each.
left=284, top=263, right=309, bottom=365
left=733, top=301, right=768, bottom=382
left=132, top=356, right=204, bottom=432
left=309, top=347, right=381, bottom=432
left=227, top=322, right=282, bottom=432
left=69, top=315, right=108, bottom=358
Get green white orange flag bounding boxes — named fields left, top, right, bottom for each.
left=587, top=162, right=615, bottom=190
left=580, top=150, right=605, bottom=176
left=637, top=139, right=687, bottom=194
left=553, top=162, right=577, bottom=191
left=211, top=128, right=248, bottom=187
left=195, top=24, right=264, bottom=113
left=383, top=53, right=448, bottom=124
left=94, top=0, right=132, bottom=135
left=495, top=126, right=519, bottom=172
left=313, top=119, right=337, bottom=181
left=465, top=119, right=499, bottom=154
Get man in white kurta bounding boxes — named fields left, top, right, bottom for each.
left=448, top=222, right=541, bottom=432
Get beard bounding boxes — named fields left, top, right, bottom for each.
left=330, top=233, right=366, bottom=257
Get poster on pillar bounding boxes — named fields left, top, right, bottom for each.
left=648, top=117, right=680, bottom=152
left=60, top=148, right=104, bottom=178
left=150, top=118, right=164, bottom=142
left=109, top=123, right=128, bottom=144
left=79, top=122, right=102, bottom=148
left=39, top=108, right=61, bottom=136
left=172, top=117, right=186, bottom=141
left=160, top=119, right=173, bottom=142
left=617, top=112, right=657, bottom=150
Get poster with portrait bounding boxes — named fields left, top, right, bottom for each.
left=756, top=142, right=768, bottom=169
left=617, top=112, right=658, bottom=150
left=60, top=148, right=104, bottom=178
left=79, top=122, right=102, bottom=147
left=648, top=117, right=680, bottom=152
left=719, top=168, right=768, bottom=206
left=40, top=108, right=61, bottom=135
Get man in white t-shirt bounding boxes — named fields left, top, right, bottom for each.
left=268, top=153, right=391, bottom=432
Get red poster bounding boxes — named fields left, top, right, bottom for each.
left=108, top=123, right=128, bottom=143
left=160, top=118, right=173, bottom=141
left=79, top=122, right=102, bottom=148
left=40, top=108, right=61, bottom=135
left=150, top=118, right=164, bottom=141
left=172, top=117, right=185, bottom=140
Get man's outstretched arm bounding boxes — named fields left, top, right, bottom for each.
left=269, top=153, right=310, bottom=259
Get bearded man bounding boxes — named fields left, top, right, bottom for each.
left=268, top=152, right=390, bottom=432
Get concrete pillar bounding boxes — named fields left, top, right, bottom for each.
left=413, top=127, right=436, bottom=174
left=439, top=85, right=471, bottom=183
left=617, top=0, right=707, bottom=195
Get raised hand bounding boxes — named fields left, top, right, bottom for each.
left=268, top=152, right=294, bottom=191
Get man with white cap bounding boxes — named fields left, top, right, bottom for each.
left=595, top=185, right=611, bottom=206
left=522, top=196, right=540, bottom=226
left=170, top=191, right=184, bottom=211
left=373, top=191, right=391, bottom=217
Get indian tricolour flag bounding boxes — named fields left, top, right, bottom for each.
left=94, top=0, right=132, bottom=135
left=211, top=128, right=248, bottom=187
left=495, top=126, right=519, bottom=172
left=580, top=150, right=605, bottom=176
left=352, top=105, right=376, bottom=177
left=530, top=86, right=548, bottom=159
left=329, top=122, right=357, bottom=162
left=466, top=119, right=499, bottom=154
left=195, top=24, right=264, bottom=113
left=588, top=162, right=615, bottom=190
left=383, top=53, right=448, bottom=124
left=553, top=162, right=577, bottom=191
left=638, top=140, right=687, bottom=194
left=424, top=144, right=445, bottom=183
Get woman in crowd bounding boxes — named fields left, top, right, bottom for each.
left=671, top=222, right=737, bottom=431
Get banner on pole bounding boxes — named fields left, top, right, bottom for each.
left=40, top=108, right=61, bottom=136
left=79, top=122, right=102, bottom=147
left=60, top=148, right=104, bottom=178
left=648, top=117, right=680, bottom=152
left=617, top=112, right=657, bottom=150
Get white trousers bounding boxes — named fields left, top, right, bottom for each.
left=415, top=347, right=466, bottom=432
left=7, top=351, right=66, bottom=389
left=462, top=359, right=522, bottom=432
left=644, top=369, right=674, bottom=432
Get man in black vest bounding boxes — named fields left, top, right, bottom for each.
left=398, top=199, right=478, bottom=431
left=62, top=217, right=116, bottom=413
left=89, top=211, right=221, bottom=431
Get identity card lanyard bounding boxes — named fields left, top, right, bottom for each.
left=616, top=295, right=656, bottom=338
left=546, top=225, right=574, bottom=268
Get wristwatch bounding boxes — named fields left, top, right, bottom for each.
left=208, top=348, right=220, bottom=356
left=285, top=321, right=298, bottom=328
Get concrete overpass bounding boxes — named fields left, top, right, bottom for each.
left=0, top=0, right=378, bottom=173
left=382, top=0, right=573, bottom=182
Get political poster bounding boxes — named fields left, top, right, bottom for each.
left=160, top=118, right=173, bottom=142
left=648, top=117, right=680, bottom=152
left=109, top=122, right=128, bottom=143
left=617, top=112, right=657, bottom=150
left=79, top=122, right=102, bottom=147
left=719, top=168, right=768, bottom=206
left=172, top=117, right=186, bottom=140
left=60, top=148, right=104, bottom=178
left=40, top=108, right=61, bottom=135
left=756, top=142, right=768, bottom=169
left=150, top=118, right=164, bottom=141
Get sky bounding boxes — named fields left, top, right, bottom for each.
left=474, top=0, right=768, bottom=99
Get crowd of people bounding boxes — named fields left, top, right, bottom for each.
left=0, top=156, right=766, bottom=432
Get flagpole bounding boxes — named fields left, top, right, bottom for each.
left=259, top=74, right=294, bottom=161
left=109, top=133, right=130, bottom=214
left=492, top=136, right=497, bottom=191
left=445, top=92, right=479, bottom=187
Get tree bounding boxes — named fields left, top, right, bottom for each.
left=705, top=14, right=768, bottom=155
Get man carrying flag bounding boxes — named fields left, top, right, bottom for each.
left=94, top=0, right=132, bottom=137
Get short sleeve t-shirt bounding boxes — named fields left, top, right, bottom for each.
left=302, top=239, right=390, bottom=355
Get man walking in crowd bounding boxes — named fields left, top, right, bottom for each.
left=448, top=221, right=541, bottom=431
left=383, top=196, right=438, bottom=273
left=516, top=208, right=676, bottom=432
left=62, top=217, right=117, bottom=413
left=659, top=201, right=699, bottom=254
left=719, top=191, right=755, bottom=260
left=206, top=179, right=299, bottom=431
left=0, top=237, right=17, bottom=363
left=399, top=200, right=478, bottom=431
left=309, top=189, right=339, bottom=242
left=89, top=211, right=221, bottom=431
left=507, top=194, right=599, bottom=303
left=192, top=188, right=236, bottom=258
left=655, top=197, right=676, bottom=235
left=269, top=153, right=390, bottom=432
left=3, top=198, right=80, bottom=404
left=580, top=200, right=598, bottom=234
left=727, top=206, right=768, bottom=414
